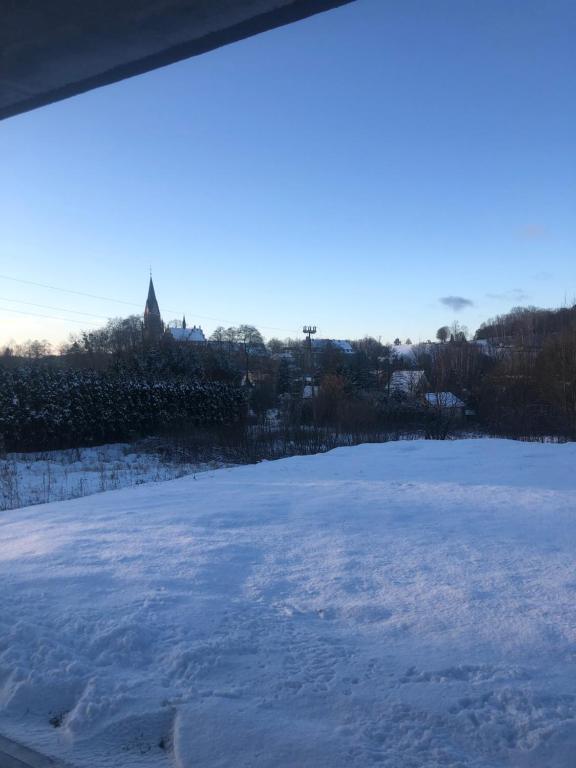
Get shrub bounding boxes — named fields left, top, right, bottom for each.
left=0, top=367, right=245, bottom=451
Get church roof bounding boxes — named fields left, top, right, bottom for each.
left=168, top=326, right=206, bottom=343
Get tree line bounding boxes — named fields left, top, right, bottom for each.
left=3, top=303, right=576, bottom=447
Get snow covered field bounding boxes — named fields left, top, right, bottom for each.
left=0, top=444, right=219, bottom=511
left=1, top=439, right=576, bottom=767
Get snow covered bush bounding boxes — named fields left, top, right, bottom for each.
left=0, top=368, right=245, bottom=451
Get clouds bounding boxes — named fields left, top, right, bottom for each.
left=440, top=296, right=474, bottom=312
left=438, top=286, right=535, bottom=319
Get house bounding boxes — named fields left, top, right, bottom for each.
left=311, top=339, right=354, bottom=355
left=392, top=343, right=417, bottom=363
left=423, top=392, right=466, bottom=421
left=167, top=325, right=206, bottom=343
left=424, top=391, right=465, bottom=408
left=389, top=370, right=429, bottom=398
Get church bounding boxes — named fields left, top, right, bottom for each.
left=143, top=276, right=206, bottom=345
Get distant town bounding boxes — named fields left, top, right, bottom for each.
left=2, top=274, right=576, bottom=457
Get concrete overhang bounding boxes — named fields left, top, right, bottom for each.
left=0, top=0, right=355, bottom=122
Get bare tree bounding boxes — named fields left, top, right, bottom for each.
left=209, top=326, right=227, bottom=344
left=450, top=321, right=468, bottom=342
left=15, top=339, right=52, bottom=358
left=266, top=338, right=284, bottom=354
left=235, top=325, right=265, bottom=380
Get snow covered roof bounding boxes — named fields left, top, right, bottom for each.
left=424, top=392, right=465, bottom=408
left=311, top=339, right=354, bottom=354
left=392, top=344, right=417, bottom=361
left=471, top=339, right=505, bottom=358
left=389, top=370, right=427, bottom=393
left=168, top=326, right=206, bottom=343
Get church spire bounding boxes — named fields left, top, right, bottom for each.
left=145, top=276, right=160, bottom=317
left=182, top=314, right=187, bottom=329
left=143, top=275, right=163, bottom=344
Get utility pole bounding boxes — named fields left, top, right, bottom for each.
left=302, top=326, right=317, bottom=382
left=302, top=326, right=317, bottom=422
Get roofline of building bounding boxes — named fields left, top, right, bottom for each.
left=1, top=0, right=355, bottom=121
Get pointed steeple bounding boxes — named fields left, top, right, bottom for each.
left=145, top=276, right=160, bottom=317
left=182, top=315, right=187, bottom=329
left=143, top=275, right=163, bottom=344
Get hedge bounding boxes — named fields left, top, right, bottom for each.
left=0, top=367, right=245, bottom=451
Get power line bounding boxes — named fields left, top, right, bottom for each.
left=0, top=274, right=143, bottom=310
left=0, top=305, right=101, bottom=327
left=0, top=273, right=299, bottom=334
left=0, top=296, right=113, bottom=320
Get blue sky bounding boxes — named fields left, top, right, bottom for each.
left=1, top=0, right=574, bottom=347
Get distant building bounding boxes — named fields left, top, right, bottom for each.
left=311, top=339, right=354, bottom=355
left=167, top=324, right=206, bottom=344
left=423, top=392, right=465, bottom=409
left=392, top=343, right=417, bottom=363
left=423, top=392, right=466, bottom=422
left=143, top=276, right=164, bottom=344
left=389, top=370, right=429, bottom=397
left=143, top=278, right=205, bottom=345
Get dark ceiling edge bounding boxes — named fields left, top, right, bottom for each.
left=0, top=0, right=355, bottom=121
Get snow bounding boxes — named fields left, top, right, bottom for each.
left=311, top=339, right=354, bottom=354
left=2, top=439, right=576, bottom=767
left=167, top=327, right=206, bottom=343
left=0, top=444, right=219, bottom=511
left=389, top=369, right=427, bottom=394
left=392, top=343, right=418, bottom=361
left=424, top=392, right=465, bottom=408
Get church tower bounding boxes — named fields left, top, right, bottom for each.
left=143, top=276, right=163, bottom=344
